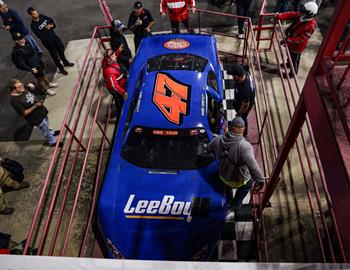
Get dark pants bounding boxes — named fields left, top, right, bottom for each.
left=236, top=0, right=252, bottom=34
left=45, top=41, right=69, bottom=71
left=170, top=19, right=194, bottom=34
left=274, top=0, right=288, bottom=13
left=134, top=32, right=150, bottom=53
left=233, top=94, right=255, bottom=137
left=289, top=51, right=301, bottom=74
left=112, top=92, right=124, bottom=119
left=32, top=68, right=49, bottom=90
left=226, top=178, right=253, bottom=210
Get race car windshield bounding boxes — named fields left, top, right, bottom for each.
left=147, top=54, right=208, bottom=72
left=121, top=127, right=215, bottom=170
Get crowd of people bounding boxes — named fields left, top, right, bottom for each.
left=0, top=0, right=74, bottom=150
left=0, top=0, right=324, bottom=223
left=0, top=0, right=74, bottom=217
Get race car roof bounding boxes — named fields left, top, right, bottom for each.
left=128, top=34, right=220, bottom=130
left=131, top=70, right=207, bottom=129
left=139, top=34, right=219, bottom=66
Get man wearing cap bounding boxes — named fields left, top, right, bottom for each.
left=227, top=64, right=255, bottom=137
left=207, top=117, right=264, bottom=210
left=11, top=35, right=57, bottom=96
left=27, top=7, right=74, bottom=76
left=0, top=1, right=42, bottom=53
left=127, top=1, right=154, bottom=53
left=160, top=0, right=196, bottom=34
left=110, top=19, right=132, bottom=70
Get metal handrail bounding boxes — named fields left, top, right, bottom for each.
left=23, top=26, right=114, bottom=256
left=257, top=0, right=348, bottom=263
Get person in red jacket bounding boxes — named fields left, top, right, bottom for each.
left=102, top=46, right=127, bottom=116
left=160, top=0, right=196, bottom=34
left=276, top=1, right=318, bottom=78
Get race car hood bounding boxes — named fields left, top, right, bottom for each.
left=98, top=156, right=226, bottom=260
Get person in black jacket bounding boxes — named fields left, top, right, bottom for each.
left=110, top=19, right=132, bottom=71
left=227, top=64, right=255, bottom=137
left=27, top=7, right=74, bottom=75
left=127, top=1, right=154, bottom=53
left=11, top=35, right=56, bottom=96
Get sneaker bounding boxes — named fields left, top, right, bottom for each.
left=49, top=141, right=64, bottom=148
left=64, top=62, right=74, bottom=67
left=225, top=210, right=235, bottom=222
left=16, top=181, right=30, bottom=190
left=0, top=207, right=15, bottom=215
left=46, top=89, right=56, bottom=96
left=54, top=130, right=60, bottom=136
left=59, top=68, right=68, bottom=75
left=238, top=33, right=244, bottom=39
left=49, top=82, right=58, bottom=88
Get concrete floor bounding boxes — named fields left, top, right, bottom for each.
left=0, top=0, right=339, bottom=263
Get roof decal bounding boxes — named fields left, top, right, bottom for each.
left=163, top=38, right=190, bottom=50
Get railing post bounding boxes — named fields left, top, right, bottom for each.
left=261, top=97, right=306, bottom=208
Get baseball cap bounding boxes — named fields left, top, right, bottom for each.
left=227, top=64, right=245, bottom=77
left=111, top=19, right=125, bottom=31
left=229, top=117, right=245, bottom=128
left=134, top=1, right=142, bottom=9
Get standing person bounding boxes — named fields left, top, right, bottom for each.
left=102, top=47, right=128, bottom=117
left=9, top=79, right=63, bottom=147
left=0, top=1, right=42, bottom=53
left=110, top=19, right=132, bottom=70
left=11, top=35, right=57, bottom=96
left=160, top=0, right=196, bottom=34
left=276, top=1, right=318, bottom=77
left=27, top=7, right=74, bottom=75
left=0, top=163, right=30, bottom=215
left=235, top=0, right=252, bottom=38
left=128, top=1, right=154, bottom=53
left=227, top=64, right=255, bottom=137
left=208, top=117, right=265, bottom=210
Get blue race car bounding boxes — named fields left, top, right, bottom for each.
left=97, top=34, right=226, bottom=260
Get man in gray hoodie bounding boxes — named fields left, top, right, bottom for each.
left=207, top=117, right=264, bottom=209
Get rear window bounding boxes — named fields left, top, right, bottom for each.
left=121, top=126, right=215, bottom=170
left=147, top=54, right=208, bottom=72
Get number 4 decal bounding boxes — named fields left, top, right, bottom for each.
left=153, top=72, right=191, bottom=125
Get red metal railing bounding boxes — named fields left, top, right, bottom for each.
left=97, top=0, right=113, bottom=25
left=256, top=0, right=349, bottom=263
left=23, top=26, right=114, bottom=256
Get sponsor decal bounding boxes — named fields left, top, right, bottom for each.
left=124, top=194, right=192, bottom=220
left=163, top=38, right=190, bottom=50
left=153, top=72, right=191, bottom=125
left=201, top=94, right=205, bottom=117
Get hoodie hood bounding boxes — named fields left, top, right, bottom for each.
left=221, top=132, right=244, bottom=149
